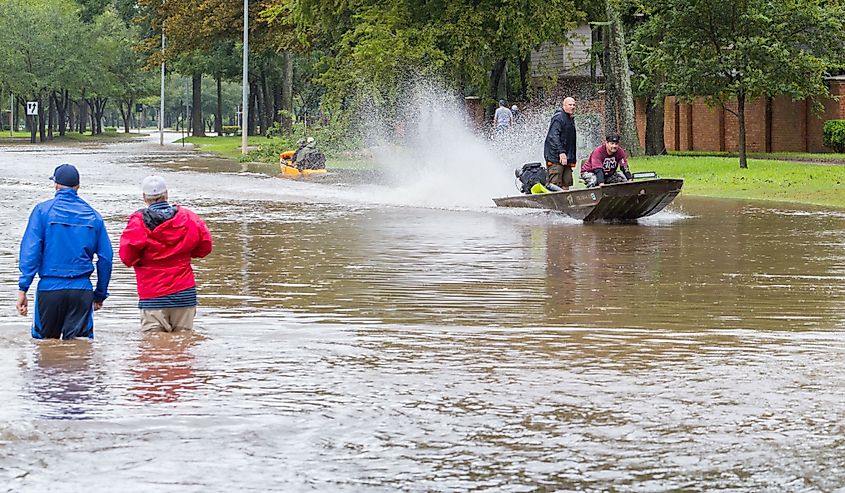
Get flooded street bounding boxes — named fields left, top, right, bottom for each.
left=2, top=136, right=845, bottom=492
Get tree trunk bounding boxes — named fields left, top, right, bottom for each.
left=490, top=58, right=507, bottom=102
left=606, top=0, right=641, bottom=156
left=215, top=75, right=223, bottom=134
left=192, top=72, right=205, bottom=136
left=518, top=55, right=530, bottom=101
left=120, top=101, right=131, bottom=132
left=738, top=91, right=748, bottom=169
left=87, top=100, right=96, bottom=134
left=259, top=67, right=270, bottom=134
left=645, top=95, right=666, bottom=155
left=97, top=98, right=107, bottom=134
left=599, top=34, right=618, bottom=135
left=48, top=93, right=55, bottom=140
left=28, top=98, right=36, bottom=142
left=281, top=52, right=292, bottom=131
left=248, top=80, right=258, bottom=136
left=36, top=95, right=45, bottom=142
left=78, top=94, right=87, bottom=134
left=56, top=90, right=68, bottom=136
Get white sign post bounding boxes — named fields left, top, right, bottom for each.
left=26, top=101, right=38, bottom=116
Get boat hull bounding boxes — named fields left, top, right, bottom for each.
left=280, top=162, right=328, bottom=179
left=493, top=178, right=683, bottom=221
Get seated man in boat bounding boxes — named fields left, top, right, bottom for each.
left=581, top=132, right=633, bottom=187
left=293, top=137, right=326, bottom=170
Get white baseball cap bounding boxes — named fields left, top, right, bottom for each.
left=142, top=175, right=167, bottom=196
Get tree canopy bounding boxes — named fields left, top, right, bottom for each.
left=636, top=0, right=845, bottom=167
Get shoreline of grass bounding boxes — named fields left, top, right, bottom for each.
left=0, top=131, right=148, bottom=144
left=183, top=135, right=845, bottom=209
left=632, top=154, right=845, bottom=209
left=182, top=135, right=372, bottom=169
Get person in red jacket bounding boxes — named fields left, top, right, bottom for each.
left=119, top=175, right=213, bottom=332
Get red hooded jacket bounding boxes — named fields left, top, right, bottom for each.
left=119, top=205, right=213, bottom=300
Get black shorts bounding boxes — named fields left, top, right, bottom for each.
left=33, top=289, right=95, bottom=339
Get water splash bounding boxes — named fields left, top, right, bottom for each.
left=355, top=81, right=608, bottom=210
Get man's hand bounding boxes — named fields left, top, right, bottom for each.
left=93, top=301, right=103, bottom=311
left=559, top=153, right=567, bottom=164
left=16, top=291, right=27, bottom=316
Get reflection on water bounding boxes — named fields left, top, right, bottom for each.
left=21, top=341, right=103, bottom=419
left=1, top=138, right=845, bottom=491
left=129, top=332, right=204, bottom=404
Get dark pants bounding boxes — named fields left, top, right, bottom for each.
left=547, top=161, right=574, bottom=188
left=33, top=290, right=95, bottom=340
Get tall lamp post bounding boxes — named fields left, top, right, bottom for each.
left=241, top=0, right=249, bottom=154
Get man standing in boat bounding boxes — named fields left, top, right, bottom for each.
left=581, top=132, right=633, bottom=187
left=543, top=97, right=577, bottom=190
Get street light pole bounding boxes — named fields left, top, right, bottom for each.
left=160, top=31, right=165, bottom=146
left=240, top=0, right=249, bottom=154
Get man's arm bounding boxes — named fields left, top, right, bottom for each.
left=548, top=117, right=564, bottom=161
left=192, top=217, right=213, bottom=259
left=16, top=291, right=27, bottom=316
left=619, top=149, right=633, bottom=179
left=18, top=206, right=44, bottom=293
left=93, top=218, right=113, bottom=303
left=118, top=215, right=145, bottom=267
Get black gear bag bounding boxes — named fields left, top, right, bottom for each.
left=515, top=162, right=548, bottom=194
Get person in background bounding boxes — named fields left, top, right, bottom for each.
left=543, top=97, right=577, bottom=190
left=119, top=175, right=213, bottom=333
left=511, top=104, right=523, bottom=124
left=294, top=136, right=327, bottom=170
left=16, top=163, right=112, bottom=339
left=581, top=132, right=633, bottom=187
left=493, top=99, right=513, bottom=137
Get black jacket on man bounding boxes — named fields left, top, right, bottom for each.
left=543, top=109, right=576, bottom=165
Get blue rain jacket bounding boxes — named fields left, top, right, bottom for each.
left=18, top=188, right=113, bottom=301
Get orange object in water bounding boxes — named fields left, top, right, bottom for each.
left=279, top=150, right=327, bottom=179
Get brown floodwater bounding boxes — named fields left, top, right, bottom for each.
left=1, top=135, right=845, bottom=491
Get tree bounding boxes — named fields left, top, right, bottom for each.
left=91, top=6, right=156, bottom=133
left=639, top=0, right=845, bottom=168
left=605, top=0, right=641, bottom=155
left=0, top=0, right=83, bottom=141
left=262, top=0, right=584, bottom=122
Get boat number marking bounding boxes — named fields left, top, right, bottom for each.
left=590, top=193, right=596, bottom=201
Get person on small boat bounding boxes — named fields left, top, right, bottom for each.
left=293, top=137, right=326, bottom=170
left=581, top=132, right=633, bottom=187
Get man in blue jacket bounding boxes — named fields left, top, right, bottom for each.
left=16, top=164, right=113, bottom=339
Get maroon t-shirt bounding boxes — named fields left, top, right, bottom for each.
left=582, top=145, right=628, bottom=173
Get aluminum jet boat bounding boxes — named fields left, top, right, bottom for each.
left=493, top=178, right=684, bottom=221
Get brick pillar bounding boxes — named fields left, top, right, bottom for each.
left=674, top=98, right=680, bottom=151
left=686, top=103, right=694, bottom=150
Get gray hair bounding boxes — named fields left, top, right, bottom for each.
left=144, top=192, right=167, bottom=203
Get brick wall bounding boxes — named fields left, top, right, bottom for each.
left=771, top=96, right=806, bottom=152
left=691, top=101, right=722, bottom=151
left=635, top=82, right=845, bottom=153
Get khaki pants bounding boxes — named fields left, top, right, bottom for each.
left=547, top=161, right=574, bottom=188
left=140, top=307, right=196, bottom=332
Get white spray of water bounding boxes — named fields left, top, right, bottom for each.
left=358, top=82, right=536, bottom=209
left=353, top=82, right=609, bottom=210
